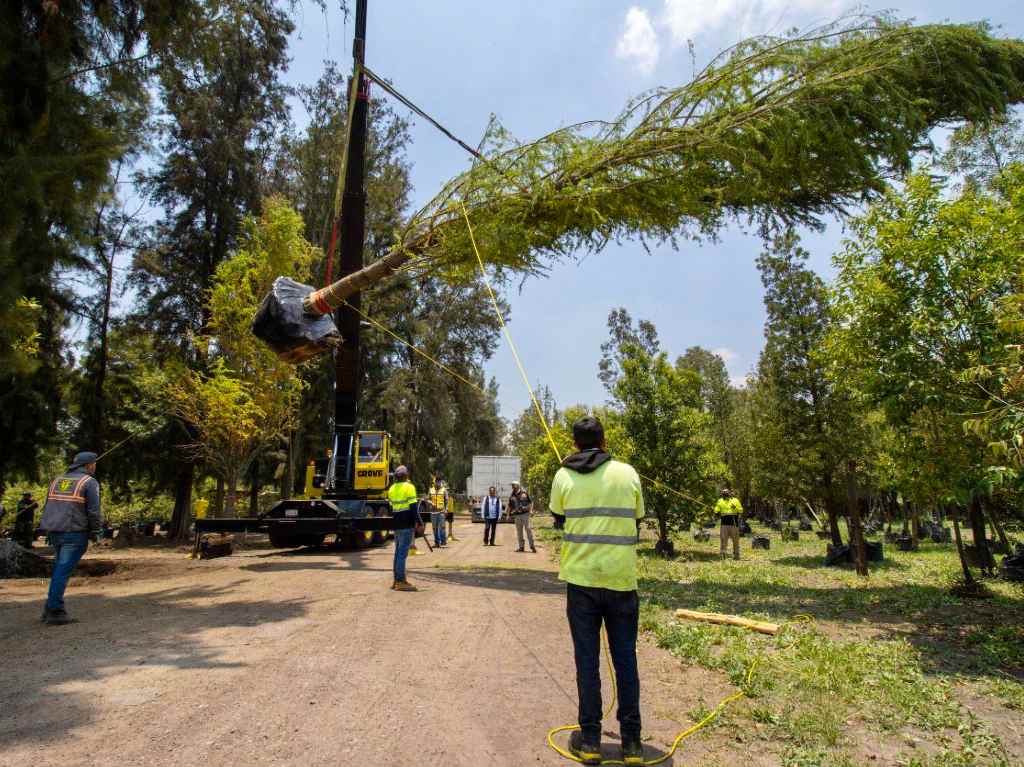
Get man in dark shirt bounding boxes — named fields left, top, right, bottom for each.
left=508, top=481, right=536, bottom=553
left=14, top=492, right=38, bottom=548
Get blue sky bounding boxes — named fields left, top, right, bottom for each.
left=285, top=0, right=1024, bottom=422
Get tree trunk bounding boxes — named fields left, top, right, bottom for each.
left=168, top=462, right=195, bottom=542
left=214, top=477, right=225, bottom=517
left=224, top=475, right=238, bottom=518
left=846, top=462, right=868, bottom=576
left=825, top=496, right=844, bottom=548
left=983, top=499, right=1011, bottom=552
left=911, top=505, right=922, bottom=540
left=248, top=462, right=259, bottom=517
left=968, top=495, right=994, bottom=573
left=280, top=430, right=293, bottom=500
left=950, top=504, right=975, bottom=585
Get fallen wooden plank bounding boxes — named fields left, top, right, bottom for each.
left=675, top=609, right=779, bottom=635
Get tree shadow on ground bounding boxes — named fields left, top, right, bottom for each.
left=0, top=581, right=309, bottom=747
left=642, top=574, right=1024, bottom=683
left=639, top=547, right=725, bottom=564
left=772, top=554, right=909, bottom=571
left=416, top=565, right=564, bottom=596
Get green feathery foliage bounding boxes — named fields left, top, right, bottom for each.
left=324, top=17, right=1024, bottom=301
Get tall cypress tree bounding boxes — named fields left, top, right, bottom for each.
left=132, top=0, right=294, bottom=536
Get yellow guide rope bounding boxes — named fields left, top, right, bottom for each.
left=460, top=201, right=563, bottom=463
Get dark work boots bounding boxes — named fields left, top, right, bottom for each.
left=41, top=608, right=74, bottom=625
left=622, top=736, right=644, bottom=765
left=568, top=731, right=601, bottom=765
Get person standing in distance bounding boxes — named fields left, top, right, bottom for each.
left=480, top=486, right=502, bottom=546
left=15, top=491, right=39, bottom=548
left=442, top=481, right=457, bottom=542
left=715, top=487, right=743, bottom=561
left=550, top=416, right=645, bottom=766
left=39, top=451, right=103, bottom=625
left=428, top=480, right=448, bottom=548
left=387, top=465, right=419, bottom=592
left=508, top=481, right=536, bottom=553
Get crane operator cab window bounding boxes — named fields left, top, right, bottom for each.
left=354, top=432, right=389, bottom=492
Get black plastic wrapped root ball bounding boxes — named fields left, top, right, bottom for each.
left=252, top=277, right=341, bottom=363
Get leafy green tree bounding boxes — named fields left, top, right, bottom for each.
left=757, top=230, right=862, bottom=546
left=165, top=198, right=314, bottom=516
left=614, top=336, right=727, bottom=555
left=936, top=113, right=1024, bottom=191
left=132, top=0, right=294, bottom=523
left=0, top=1, right=198, bottom=491
left=676, top=347, right=732, bottom=425
left=598, top=308, right=660, bottom=395
left=831, top=171, right=1024, bottom=583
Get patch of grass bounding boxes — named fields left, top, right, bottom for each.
left=649, top=614, right=958, bottom=746
left=906, top=715, right=1012, bottom=766
left=985, top=677, right=1024, bottom=711
left=634, top=523, right=1023, bottom=764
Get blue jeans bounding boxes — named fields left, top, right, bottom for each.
left=432, top=512, right=447, bottom=546
left=393, top=528, right=413, bottom=581
left=566, top=583, right=641, bottom=741
left=46, top=531, right=89, bottom=611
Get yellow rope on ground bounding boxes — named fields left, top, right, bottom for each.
left=546, top=649, right=758, bottom=765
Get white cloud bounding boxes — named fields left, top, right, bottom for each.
left=712, top=347, right=738, bottom=364
left=616, top=7, right=660, bottom=75
left=662, top=0, right=842, bottom=45
left=730, top=374, right=750, bottom=389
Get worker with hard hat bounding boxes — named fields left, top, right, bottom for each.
left=549, top=416, right=645, bottom=766
left=715, top=487, right=743, bottom=560
left=38, top=451, right=103, bottom=625
left=387, top=465, right=420, bottom=591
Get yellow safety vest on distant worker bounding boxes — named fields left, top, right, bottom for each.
left=387, top=481, right=418, bottom=512
left=428, top=486, right=447, bottom=511
left=714, top=498, right=742, bottom=519
left=550, top=460, right=644, bottom=592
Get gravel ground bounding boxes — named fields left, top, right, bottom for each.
left=0, top=521, right=757, bottom=767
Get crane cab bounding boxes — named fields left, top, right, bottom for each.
left=354, top=430, right=390, bottom=493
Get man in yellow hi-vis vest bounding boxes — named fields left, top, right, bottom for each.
left=387, top=465, right=420, bottom=592
left=550, top=416, right=645, bottom=766
left=715, top=488, right=743, bottom=560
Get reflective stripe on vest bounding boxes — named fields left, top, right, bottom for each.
left=563, top=532, right=636, bottom=545
left=47, top=474, right=91, bottom=504
left=563, top=507, right=636, bottom=519
left=552, top=460, right=644, bottom=591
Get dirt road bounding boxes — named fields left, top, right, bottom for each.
left=0, top=521, right=745, bottom=767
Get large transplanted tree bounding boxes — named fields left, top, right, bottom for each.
left=299, top=19, right=1024, bottom=312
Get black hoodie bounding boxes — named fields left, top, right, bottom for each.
left=560, top=448, right=611, bottom=475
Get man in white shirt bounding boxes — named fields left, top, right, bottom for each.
left=480, top=486, right=503, bottom=546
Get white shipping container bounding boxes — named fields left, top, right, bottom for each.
left=468, top=455, right=521, bottom=501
